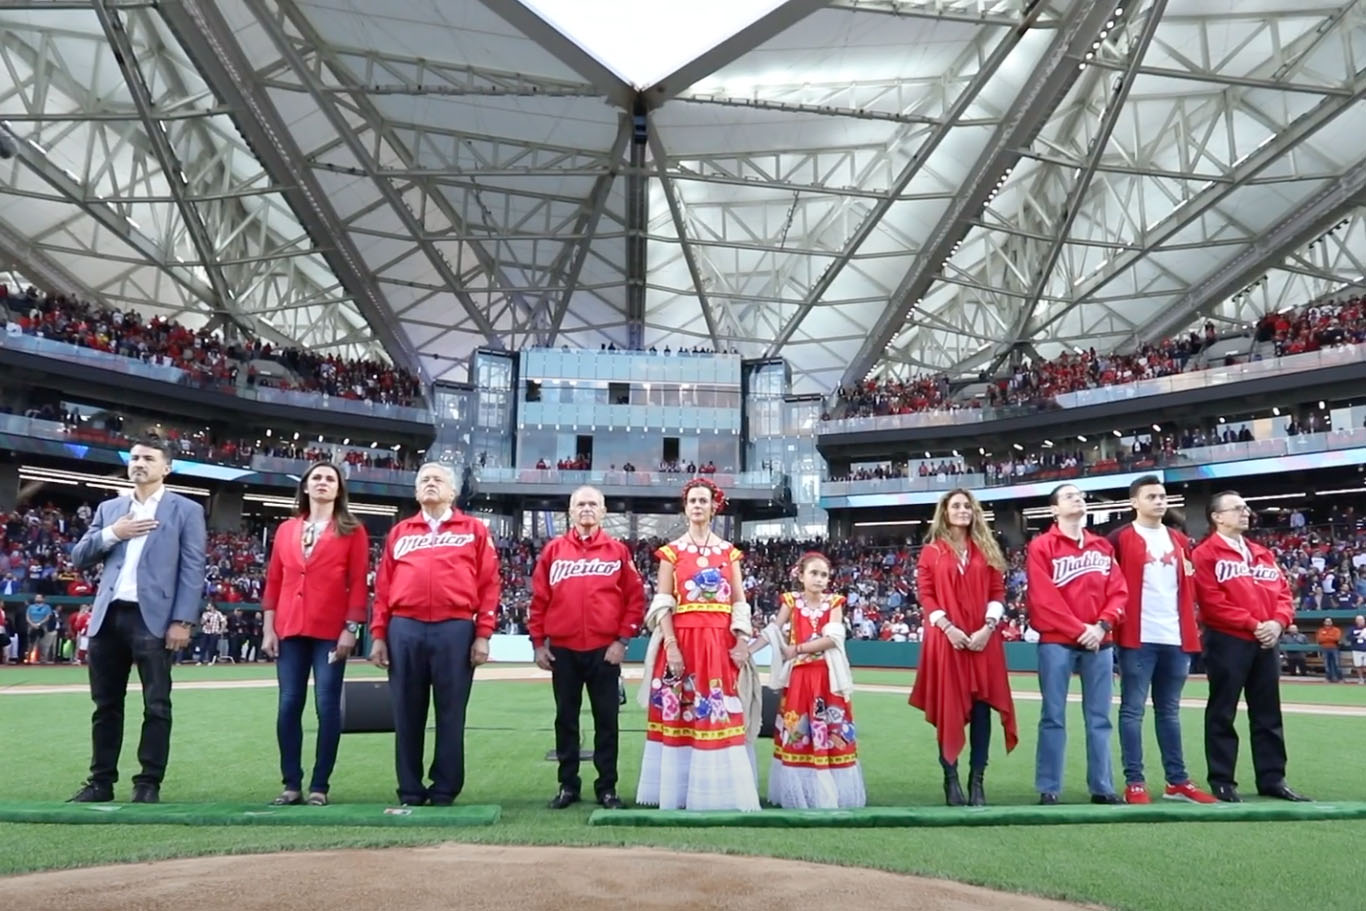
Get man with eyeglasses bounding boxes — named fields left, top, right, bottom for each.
left=1192, top=490, right=1309, bottom=803
left=1026, top=483, right=1128, bottom=805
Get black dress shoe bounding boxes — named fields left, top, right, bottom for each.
left=66, top=781, right=113, bottom=803
left=1090, top=793, right=1122, bottom=805
left=131, top=784, right=160, bottom=804
left=1258, top=783, right=1311, bottom=802
left=398, top=794, right=429, bottom=807
left=597, top=791, right=626, bottom=810
left=1212, top=784, right=1242, bottom=803
left=428, top=796, right=455, bottom=807
left=547, top=788, right=581, bottom=809
left=1038, top=793, right=1060, bottom=806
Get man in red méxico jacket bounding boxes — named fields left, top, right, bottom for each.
left=1026, top=483, right=1127, bottom=805
left=1108, top=476, right=1214, bottom=805
left=1193, top=490, right=1309, bottom=803
left=529, top=486, right=644, bottom=811
left=370, top=462, right=501, bottom=806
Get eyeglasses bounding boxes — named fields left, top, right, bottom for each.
left=1216, top=505, right=1253, bottom=514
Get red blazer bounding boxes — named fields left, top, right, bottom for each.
left=1107, top=523, right=1200, bottom=653
left=262, top=517, right=370, bottom=640
left=909, top=540, right=1017, bottom=764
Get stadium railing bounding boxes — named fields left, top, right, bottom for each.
left=0, top=330, right=434, bottom=424
left=824, top=427, right=1366, bottom=495
left=819, top=342, right=1366, bottom=434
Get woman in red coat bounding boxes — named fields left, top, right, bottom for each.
left=910, top=488, right=1018, bottom=806
left=261, top=462, right=370, bottom=806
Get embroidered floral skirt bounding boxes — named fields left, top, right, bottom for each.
left=638, top=621, right=759, bottom=811
left=767, top=660, right=866, bottom=809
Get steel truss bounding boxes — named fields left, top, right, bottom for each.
left=4, top=0, right=1366, bottom=392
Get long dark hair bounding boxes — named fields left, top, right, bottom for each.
left=293, top=462, right=361, bottom=536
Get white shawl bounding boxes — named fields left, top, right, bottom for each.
left=758, top=619, right=854, bottom=700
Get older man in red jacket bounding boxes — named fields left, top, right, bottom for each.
left=1108, top=476, right=1213, bottom=805
left=370, top=462, right=500, bottom=807
left=1193, top=490, right=1308, bottom=803
left=530, top=486, right=644, bottom=810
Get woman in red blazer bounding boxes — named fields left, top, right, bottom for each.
left=262, top=462, right=369, bottom=806
left=910, top=488, right=1018, bottom=807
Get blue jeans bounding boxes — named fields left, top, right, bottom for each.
left=1118, top=644, right=1191, bottom=786
left=1323, top=648, right=1341, bottom=681
left=1036, top=643, right=1114, bottom=797
left=276, top=636, right=346, bottom=793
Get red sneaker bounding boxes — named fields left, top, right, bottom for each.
left=1124, top=783, right=1150, bottom=804
left=1163, top=781, right=1217, bottom=804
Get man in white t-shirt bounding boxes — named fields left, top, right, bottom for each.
left=1107, top=476, right=1215, bottom=805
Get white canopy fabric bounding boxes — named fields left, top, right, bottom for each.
left=2, top=0, right=1364, bottom=393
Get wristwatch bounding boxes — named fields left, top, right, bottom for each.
left=345, top=621, right=363, bottom=635
left=1097, top=620, right=1112, bottom=633
left=617, top=637, right=631, bottom=646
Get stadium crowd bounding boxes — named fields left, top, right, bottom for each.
left=1, top=284, right=424, bottom=408
left=833, top=292, right=1366, bottom=418
left=4, top=502, right=1362, bottom=676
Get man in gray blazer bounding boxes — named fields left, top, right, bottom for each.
left=67, top=437, right=207, bottom=804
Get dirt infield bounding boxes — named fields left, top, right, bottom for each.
left=3, top=843, right=1097, bottom=911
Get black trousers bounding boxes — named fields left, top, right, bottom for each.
left=387, top=617, right=475, bottom=804
left=550, top=645, right=621, bottom=797
left=87, top=601, right=174, bottom=787
left=939, top=700, right=992, bottom=772
left=1203, top=629, right=1287, bottom=791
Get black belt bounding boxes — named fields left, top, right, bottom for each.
left=110, top=599, right=140, bottom=609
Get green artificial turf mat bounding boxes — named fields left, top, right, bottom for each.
left=0, top=801, right=499, bottom=827
left=589, top=800, right=1366, bottom=827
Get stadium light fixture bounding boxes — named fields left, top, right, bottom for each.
left=1243, top=493, right=1305, bottom=503
left=1273, top=407, right=1281, bottom=416
left=1152, top=424, right=1161, bottom=432
left=1013, top=443, right=1024, bottom=451
left=1077, top=435, right=1087, bottom=442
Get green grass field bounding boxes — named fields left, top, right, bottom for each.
left=2, top=662, right=1362, bottom=910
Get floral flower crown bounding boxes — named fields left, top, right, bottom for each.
left=681, top=477, right=726, bottom=514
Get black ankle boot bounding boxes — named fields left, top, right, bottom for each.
left=968, top=767, right=986, bottom=806
left=943, top=764, right=966, bottom=806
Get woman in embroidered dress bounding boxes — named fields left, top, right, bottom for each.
left=764, top=552, right=865, bottom=809
left=636, top=478, right=761, bottom=811
left=910, top=488, right=1018, bottom=806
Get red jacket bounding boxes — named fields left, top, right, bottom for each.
left=1107, top=523, right=1200, bottom=653
left=1192, top=533, right=1293, bottom=642
left=910, top=540, right=1017, bottom=763
left=1025, top=524, right=1127, bottom=645
left=528, top=528, right=645, bottom=651
left=262, top=517, right=370, bottom=640
left=371, top=510, right=501, bottom=641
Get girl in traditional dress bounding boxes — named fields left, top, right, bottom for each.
left=910, top=488, right=1018, bottom=806
left=763, top=552, right=866, bottom=809
left=636, top=478, right=761, bottom=811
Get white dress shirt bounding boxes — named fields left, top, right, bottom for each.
left=100, top=487, right=165, bottom=603
left=422, top=507, right=453, bottom=534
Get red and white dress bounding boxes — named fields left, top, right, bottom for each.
left=637, top=539, right=760, bottom=811
left=768, top=592, right=866, bottom=808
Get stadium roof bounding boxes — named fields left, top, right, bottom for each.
left=3, top=0, right=1366, bottom=394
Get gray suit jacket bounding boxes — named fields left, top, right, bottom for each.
left=71, top=490, right=208, bottom=638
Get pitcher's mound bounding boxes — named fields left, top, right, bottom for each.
left=3, top=843, right=1097, bottom=910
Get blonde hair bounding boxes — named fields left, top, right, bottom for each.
left=925, top=488, right=1006, bottom=571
